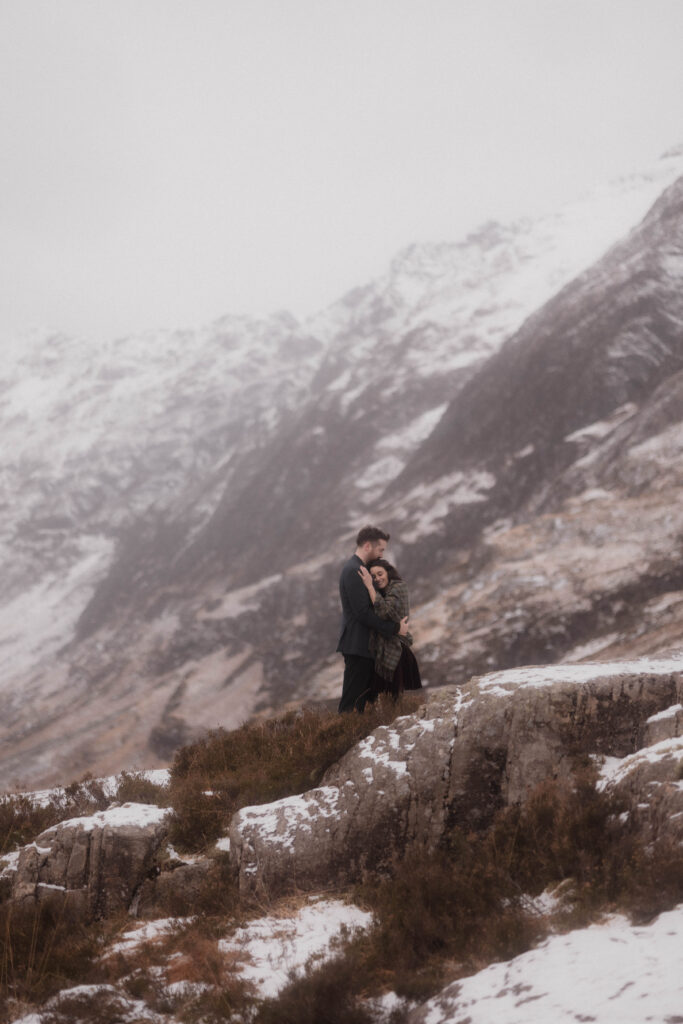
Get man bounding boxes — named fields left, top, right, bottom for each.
left=337, top=525, right=409, bottom=712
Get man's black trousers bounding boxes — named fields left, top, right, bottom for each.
left=338, top=654, right=375, bottom=713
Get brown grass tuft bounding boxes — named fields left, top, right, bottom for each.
left=0, top=900, right=103, bottom=1012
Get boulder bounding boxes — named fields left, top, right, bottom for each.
left=447, top=659, right=682, bottom=829
left=11, top=802, right=169, bottom=919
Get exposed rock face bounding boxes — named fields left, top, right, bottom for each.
left=229, top=703, right=458, bottom=892
left=11, top=803, right=169, bottom=919
left=229, top=658, right=683, bottom=894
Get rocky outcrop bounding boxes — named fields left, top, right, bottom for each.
left=5, top=657, right=683, bottom=915
left=11, top=803, right=169, bottom=919
left=229, top=657, right=683, bottom=893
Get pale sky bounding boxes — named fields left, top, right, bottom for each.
left=2, top=0, right=683, bottom=344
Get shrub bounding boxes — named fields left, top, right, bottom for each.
left=358, top=838, right=541, bottom=999
left=60, top=775, right=109, bottom=816
left=483, top=774, right=683, bottom=922
left=0, top=796, right=62, bottom=857
left=168, top=695, right=423, bottom=852
left=483, top=774, right=628, bottom=901
left=114, top=770, right=169, bottom=807
left=254, top=954, right=375, bottom=1024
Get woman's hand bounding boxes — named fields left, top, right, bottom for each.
left=358, top=565, right=376, bottom=599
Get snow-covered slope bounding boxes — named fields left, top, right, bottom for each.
left=0, top=314, right=322, bottom=667
left=410, top=906, right=683, bottom=1024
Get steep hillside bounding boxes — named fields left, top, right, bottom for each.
left=382, top=175, right=683, bottom=686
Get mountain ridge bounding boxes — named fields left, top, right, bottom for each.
left=3, top=148, right=683, bottom=786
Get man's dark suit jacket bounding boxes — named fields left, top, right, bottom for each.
left=336, top=553, right=400, bottom=658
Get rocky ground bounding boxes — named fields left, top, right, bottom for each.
left=2, top=653, right=682, bottom=1022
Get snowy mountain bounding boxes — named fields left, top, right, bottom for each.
left=2, top=146, right=683, bottom=788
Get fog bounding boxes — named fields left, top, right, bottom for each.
left=2, top=0, right=683, bottom=343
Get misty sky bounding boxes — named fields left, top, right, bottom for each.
left=2, top=0, right=683, bottom=344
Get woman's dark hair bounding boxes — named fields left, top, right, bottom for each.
left=367, top=558, right=402, bottom=582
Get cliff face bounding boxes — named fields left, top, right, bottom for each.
left=397, top=176, right=683, bottom=508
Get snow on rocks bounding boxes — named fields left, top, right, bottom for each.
left=51, top=801, right=169, bottom=833
left=597, top=734, right=683, bottom=842
left=599, top=734, right=683, bottom=789
left=645, top=702, right=683, bottom=746
left=476, top=653, right=683, bottom=695
left=219, top=898, right=372, bottom=998
left=407, top=904, right=683, bottom=1024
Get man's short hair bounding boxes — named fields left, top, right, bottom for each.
left=356, top=525, right=390, bottom=546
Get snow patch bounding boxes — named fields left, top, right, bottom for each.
left=47, top=802, right=169, bottom=834
left=219, top=899, right=372, bottom=998
left=478, top=654, right=683, bottom=696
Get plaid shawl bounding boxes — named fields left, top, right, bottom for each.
left=370, top=579, right=412, bottom=682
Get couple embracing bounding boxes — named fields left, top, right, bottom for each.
left=337, top=525, right=422, bottom=713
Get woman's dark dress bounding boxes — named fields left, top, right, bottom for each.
left=374, top=642, right=422, bottom=696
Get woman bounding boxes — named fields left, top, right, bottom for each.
left=359, top=557, right=422, bottom=696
